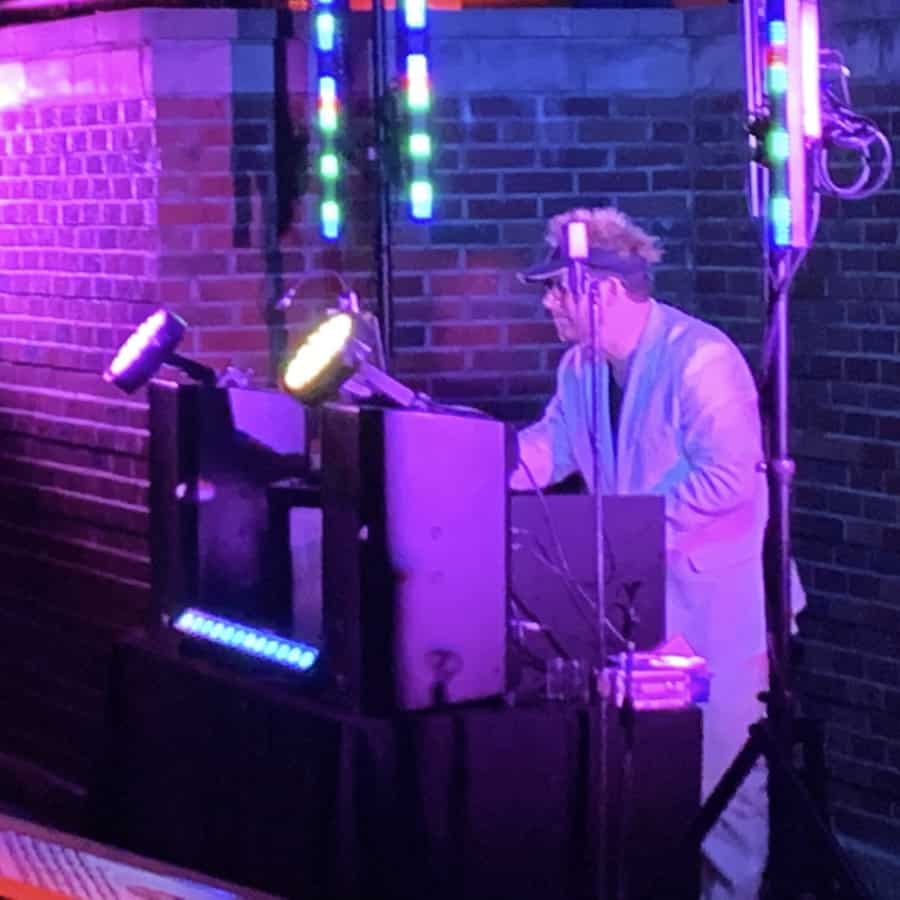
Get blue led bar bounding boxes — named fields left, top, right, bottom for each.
left=396, top=0, right=433, bottom=221
left=763, top=0, right=819, bottom=248
left=314, top=0, right=347, bottom=240
left=173, top=607, right=319, bottom=673
left=764, top=1, right=791, bottom=247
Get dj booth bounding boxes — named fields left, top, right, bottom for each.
left=96, top=384, right=702, bottom=899
left=97, top=631, right=701, bottom=900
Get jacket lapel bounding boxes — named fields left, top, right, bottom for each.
left=615, top=299, right=663, bottom=493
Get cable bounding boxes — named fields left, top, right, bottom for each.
left=517, top=459, right=624, bottom=645
left=814, top=50, right=893, bottom=201
left=513, top=527, right=626, bottom=646
left=275, top=270, right=352, bottom=313
left=509, top=591, right=573, bottom=661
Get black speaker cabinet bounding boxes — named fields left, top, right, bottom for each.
left=149, top=381, right=308, bottom=632
left=321, top=404, right=509, bottom=714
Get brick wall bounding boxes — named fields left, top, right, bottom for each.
left=0, top=1, right=897, bottom=864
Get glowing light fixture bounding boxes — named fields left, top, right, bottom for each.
left=761, top=0, right=820, bottom=249
left=102, top=308, right=215, bottom=394
left=282, top=312, right=417, bottom=407
left=314, top=0, right=347, bottom=239
left=396, top=1, right=434, bottom=222
left=173, top=607, right=319, bottom=673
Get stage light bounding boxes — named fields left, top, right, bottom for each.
left=281, top=311, right=417, bottom=408
left=103, top=308, right=215, bottom=394
left=173, top=607, right=319, bottom=673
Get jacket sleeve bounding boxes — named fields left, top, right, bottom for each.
left=509, top=353, right=579, bottom=491
left=663, top=341, right=764, bottom=539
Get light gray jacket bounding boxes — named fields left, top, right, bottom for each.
left=511, top=298, right=777, bottom=658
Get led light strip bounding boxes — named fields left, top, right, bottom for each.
left=173, top=607, right=319, bottom=672
left=765, top=6, right=791, bottom=248
left=397, top=0, right=433, bottom=221
left=764, top=0, right=819, bottom=248
left=314, top=0, right=345, bottom=239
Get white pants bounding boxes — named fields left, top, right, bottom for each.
left=667, top=559, right=771, bottom=900
left=702, top=759, right=769, bottom=899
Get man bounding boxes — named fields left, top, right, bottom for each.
left=511, top=207, right=789, bottom=899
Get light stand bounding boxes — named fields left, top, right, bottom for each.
left=370, top=0, right=395, bottom=366
left=684, top=0, right=891, bottom=896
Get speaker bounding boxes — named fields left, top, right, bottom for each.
left=149, top=381, right=308, bottom=632
left=321, top=404, right=509, bottom=713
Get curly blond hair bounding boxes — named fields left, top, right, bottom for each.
left=546, top=207, right=663, bottom=263
left=545, top=207, right=662, bottom=298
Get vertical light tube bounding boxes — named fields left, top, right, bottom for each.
left=800, top=0, right=821, bottom=140
left=785, top=0, right=809, bottom=247
left=765, top=0, right=791, bottom=248
left=397, top=0, right=434, bottom=221
left=315, top=0, right=346, bottom=240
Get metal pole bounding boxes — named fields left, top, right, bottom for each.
left=371, top=0, right=394, bottom=369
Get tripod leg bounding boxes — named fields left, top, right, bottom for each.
left=686, top=729, right=765, bottom=849
left=761, top=723, right=873, bottom=900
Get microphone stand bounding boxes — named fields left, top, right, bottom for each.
left=614, top=582, right=641, bottom=900
left=566, top=223, right=608, bottom=900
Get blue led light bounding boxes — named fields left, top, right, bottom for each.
left=405, top=0, right=427, bottom=29
left=173, top=607, right=319, bottom=673
left=321, top=200, right=341, bottom=239
left=410, top=179, right=433, bottom=220
left=770, top=195, right=791, bottom=247
left=316, top=13, right=336, bottom=52
left=769, top=20, right=787, bottom=45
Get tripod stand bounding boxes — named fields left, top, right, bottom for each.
left=684, top=250, right=872, bottom=900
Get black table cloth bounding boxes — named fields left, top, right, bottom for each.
left=94, top=632, right=701, bottom=900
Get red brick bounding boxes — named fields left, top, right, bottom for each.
left=472, top=349, right=541, bottom=371
left=431, top=273, right=499, bottom=296
left=158, top=202, right=229, bottom=226
left=394, top=350, right=466, bottom=374
left=431, top=324, right=501, bottom=347
left=507, top=322, right=559, bottom=345
left=395, top=299, right=467, bottom=323
left=196, top=278, right=265, bottom=303
left=197, top=328, right=269, bottom=353
left=155, top=97, right=229, bottom=120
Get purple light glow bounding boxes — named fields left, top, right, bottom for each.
left=785, top=0, right=809, bottom=248
left=801, top=0, right=821, bottom=139
left=0, top=63, right=26, bottom=110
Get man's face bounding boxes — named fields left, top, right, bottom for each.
left=541, top=275, right=620, bottom=352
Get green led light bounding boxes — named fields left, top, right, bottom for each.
left=321, top=200, right=341, bottom=239
left=408, top=87, right=430, bottom=112
left=766, top=128, right=790, bottom=162
left=320, top=153, right=339, bottom=179
left=319, top=105, right=338, bottom=132
left=768, top=63, right=788, bottom=95
left=409, top=132, right=432, bottom=159
left=769, top=20, right=786, bottom=45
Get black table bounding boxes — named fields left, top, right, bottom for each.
left=95, top=632, right=701, bottom=900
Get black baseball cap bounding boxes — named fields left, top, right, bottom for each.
left=518, top=246, right=650, bottom=284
